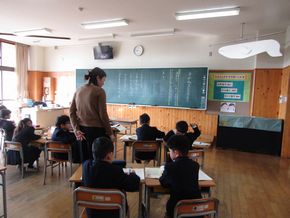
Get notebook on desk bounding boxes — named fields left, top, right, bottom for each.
left=123, top=168, right=145, bottom=180
left=192, top=141, right=211, bottom=147
left=119, top=135, right=137, bottom=140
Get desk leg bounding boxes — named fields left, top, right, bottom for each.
left=1, top=171, right=7, bottom=218
left=138, top=183, right=143, bottom=218
left=158, top=144, right=161, bottom=166
left=123, top=142, right=127, bottom=161
left=113, top=139, right=117, bottom=159
left=145, top=186, right=151, bottom=218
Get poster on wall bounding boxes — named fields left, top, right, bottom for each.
left=220, top=102, right=236, bottom=113
left=208, top=72, right=252, bottom=102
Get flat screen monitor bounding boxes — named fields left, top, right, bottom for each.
left=93, top=45, right=113, bottom=59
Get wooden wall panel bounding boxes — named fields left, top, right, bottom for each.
left=279, top=66, right=290, bottom=158
left=107, top=104, right=218, bottom=136
left=28, top=71, right=74, bottom=102
left=252, top=69, right=282, bottom=118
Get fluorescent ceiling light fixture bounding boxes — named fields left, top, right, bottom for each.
left=218, top=39, right=282, bottom=59
left=78, top=34, right=115, bottom=41
left=81, top=19, right=128, bottom=29
left=175, top=7, right=240, bottom=20
left=130, top=28, right=175, bottom=38
left=14, top=28, right=52, bottom=36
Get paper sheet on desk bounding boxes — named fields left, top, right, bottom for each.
left=199, top=170, right=213, bottom=180
left=111, top=124, right=127, bottom=132
left=192, top=141, right=211, bottom=147
left=123, top=168, right=144, bottom=180
left=145, top=166, right=164, bottom=179
left=119, top=135, right=137, bottom=140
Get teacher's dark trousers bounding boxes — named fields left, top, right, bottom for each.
left=78, top=126, right=108, bottom=162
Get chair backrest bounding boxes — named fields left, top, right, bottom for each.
left=3, top=140, right=25, bottom=177
left=73, top=186, right=126, bottom=218
left=132, top=140, right=159, bottom=152
left=45, top=141, right=71, bottom=153
left=174, top=198, right=219, bottom=218
left=188, top=149, right=205, bottom=169
left=4, top=141, right=22, bottom=152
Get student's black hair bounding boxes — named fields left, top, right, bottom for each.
left=0, top=109, right=11, bottom=119
left=0, top=105, right=7, bottom=111
left=14, top=118, right=32, bottom=136
left=167, top=135, right=190, bottom=156
left=176, top=121, right=188, bottom=133
left=84, top=67, right=106, bottom=86
left=139, top=113, right=150, bottom=124
left=55, top=115, right=70, bottom=128
left=92, top=137, right=114, bottom=161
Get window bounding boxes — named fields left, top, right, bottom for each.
left=0, top=41, right=17, bottom=107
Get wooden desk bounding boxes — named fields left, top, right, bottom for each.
left=110, top=118, right=138, bottom=134
left=0, top=166, right=7, bottom=218
left=192, top=134, right=214, bottom=149
left=144, top=177, right=216, bottom=218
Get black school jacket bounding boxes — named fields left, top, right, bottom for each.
left=159, top=156, right=202, bottom=218
left=82, top=160, right=140, bottom=218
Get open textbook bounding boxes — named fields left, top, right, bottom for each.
left=119, top=135, right=137, bottom=140
left=122, top=165, right=213, bottom=181
left=111, top=124, right=127, bottom=132
left=123, top=168, right=145, bottom=180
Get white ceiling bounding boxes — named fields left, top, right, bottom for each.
left=0, top=0, right=289, bottom=47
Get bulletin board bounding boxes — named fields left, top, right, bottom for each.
left=207, top=71, right=253, bottom=115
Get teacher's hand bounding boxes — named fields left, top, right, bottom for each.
left=76, top=130, right=86, bottom=141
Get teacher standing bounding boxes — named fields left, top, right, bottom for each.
left=69, top=67, right=114, bottom=162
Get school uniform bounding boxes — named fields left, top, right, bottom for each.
left=51, top=127, right=80, bottom=163
left=0, top=119, right=15, bottom=141
left=82, top=159, right=140, bottom=218
left=164, top=126, right=201, bottom=150
left=8, top=127, right=41, bottom=166
left=159, top=156, right=202, bottom=218
left=135, top=123, right=165, bottom=161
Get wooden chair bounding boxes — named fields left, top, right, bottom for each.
left=132, top=140, right=161, bottom=166
left=188, top=149, right=205, bottom=169
left=174, top=198, right=219, bottom=218
left=73, top=186, right=127, bottom=218
left=43, top=141, right=72, bottom=185
left=3, top=141, right=25, bottom=178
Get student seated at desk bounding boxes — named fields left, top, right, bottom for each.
left=51, top=115, right=80, bottom=163
left=164, top=121, right=201, bottom=150
left=0, top=109, right=16, bottom=141
left=82, top=137, right=140, bottom=218
left=159, top=135, right=202, bottom=218
left=135, top=113, right=165, bottom=163
left=7, top=118, right=41, bottom=168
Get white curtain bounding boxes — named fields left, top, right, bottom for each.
left=16, top=43, right=29, bottom=100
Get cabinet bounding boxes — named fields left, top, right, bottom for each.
left=216, top=115, right=283, bottom=156
left=21, top=107, right=68, bottom=128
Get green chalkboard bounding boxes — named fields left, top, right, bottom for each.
left=76, top=68, right=208, bottom=109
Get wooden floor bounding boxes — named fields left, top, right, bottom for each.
left=1, top=143, right=290, bottom=218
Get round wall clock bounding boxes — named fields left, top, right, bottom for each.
left=133, top=45, right=144, bottom=56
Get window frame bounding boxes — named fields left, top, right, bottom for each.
left=0, top=39, right=16, bottom=102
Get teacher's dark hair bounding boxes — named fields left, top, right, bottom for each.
left=84, top=67, right=106, bottom=86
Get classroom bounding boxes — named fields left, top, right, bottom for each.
left=0, top=0, right=290, bottom=218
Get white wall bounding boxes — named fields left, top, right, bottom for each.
left=29, top=46, right=45, bottom=71
left=29, top=33, right=290, bottom=71
left=283, top=25, right=290, bottom=68
left=31, top=37, right=256, bottom=72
